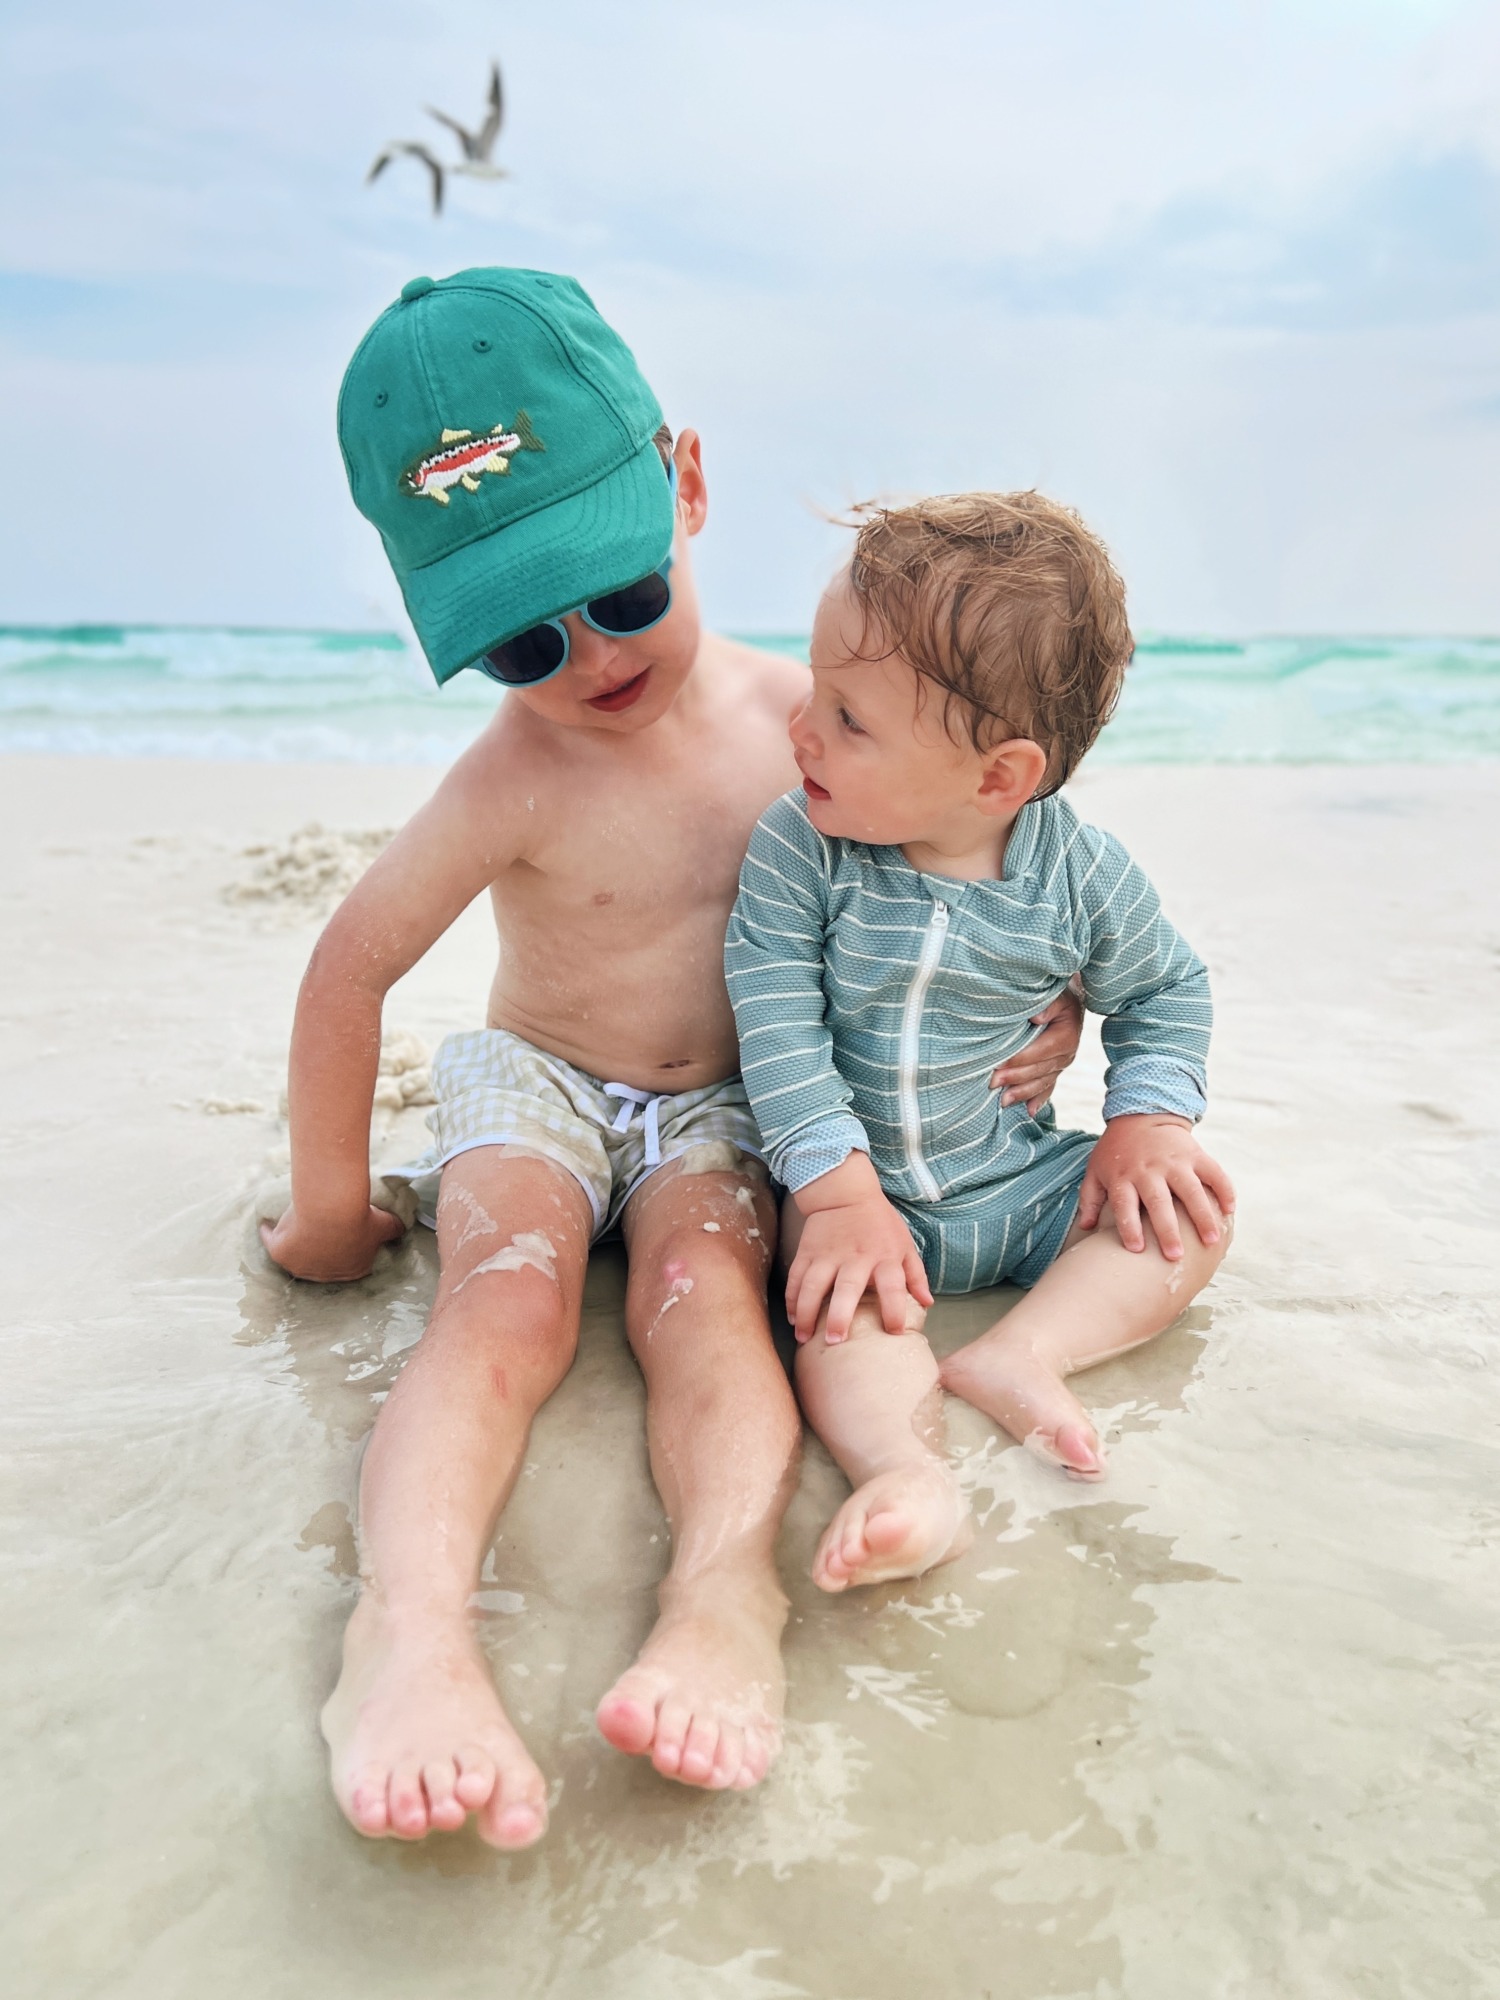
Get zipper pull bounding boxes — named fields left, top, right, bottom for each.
left=933, top=900, right=949, bottom=926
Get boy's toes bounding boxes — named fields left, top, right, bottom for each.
left=677, top=1713, right=722, bottom=1786
left=476, top=1756, right=548, bottom=1850
left=388, top=1760, right=430, bottom=1838
left=346, top=1765, right=392, bottom=1836
left=422, top=1758, right=466, bottom=1831
left=594, top=1688, right=656, bottom=1757
left=454, top=1746, right=496, bottom=1810
left=732, top=1723, right=777, bottom=1790
left=649, top=1699, right=692, bottom=1778
left=709, top=1723, right=745, bottom=1790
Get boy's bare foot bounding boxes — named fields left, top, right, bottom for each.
left=322, top=1596, right=549, bottom=1847
left=595, top=1568, right=787, bottom=1792
left=941, top=1341, right=1106, bottom=1480
left=812, top=1458, right=972, bottom=1592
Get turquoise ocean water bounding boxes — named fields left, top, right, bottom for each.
left=1, top=625, right=1497, bottom=764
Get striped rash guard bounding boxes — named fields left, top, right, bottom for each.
left=724, top=789, right=1212, bottom=1201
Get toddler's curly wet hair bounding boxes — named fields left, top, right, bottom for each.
left=845, top=490, right=1133, bottom=798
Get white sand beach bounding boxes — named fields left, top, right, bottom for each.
left=4, top=752, right=1499, bottom=1998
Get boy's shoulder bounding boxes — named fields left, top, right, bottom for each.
left=704, top=633, right=810, bottom=722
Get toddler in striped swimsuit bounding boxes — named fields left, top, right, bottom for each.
left=726, top=491, right=1236, bottom=1594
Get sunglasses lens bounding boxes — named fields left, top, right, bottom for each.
left=478, top=622, right=568, bottom=686
left=586, top=570, right=671, bottom=636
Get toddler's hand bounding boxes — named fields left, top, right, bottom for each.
left=1077, top=1114, right=1235, bottom=1260
left=990, top=984, right=1084, bottom=1114
left=786, top=1194, right=932, bottom=1345
left=260, top=1201, right=405, bottom=1282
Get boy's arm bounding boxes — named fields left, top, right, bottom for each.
left=725, top=798, right=930, bottom=1340
left=1075, top=829, right=1234, bottom=1257
left=262, top=758, right=524, bottom=1281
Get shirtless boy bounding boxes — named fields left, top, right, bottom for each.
left=262, top=266, right=1089, bottom=1846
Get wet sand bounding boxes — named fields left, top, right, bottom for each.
left=4, top=754, right=1498, bottom=1999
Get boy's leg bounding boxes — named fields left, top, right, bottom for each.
left=938, top=1201, right=1231, bottom=1477
left=594, top=1160, right=801, bottom=1792
left=783, top=1197, right=972, bottom=1593
left=322, top=1146, right=594, bottom=1847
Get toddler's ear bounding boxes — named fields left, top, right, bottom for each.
left=976, top=737, right=1049, bottom=815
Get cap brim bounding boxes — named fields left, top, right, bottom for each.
left=399, top=440, right=676, bottom=685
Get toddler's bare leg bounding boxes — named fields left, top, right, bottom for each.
left=939, top=1201, right=1231, bottom=1478
left=594, top=1161, right=800, bottom=1793
left=795, top=1307, right=973, bottom=1592
left=321, top=1147, right=593, bottom=1847
left=783, top=1198, right=970, bottom=1593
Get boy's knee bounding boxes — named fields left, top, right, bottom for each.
left=433, top=1259, right=577, bottom=1366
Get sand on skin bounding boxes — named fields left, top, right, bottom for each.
left=2, top=753, right=1499, bottom=2000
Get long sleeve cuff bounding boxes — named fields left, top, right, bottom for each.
left=773, top=1116, right=871, bottom=1194
left=1102, top=1056, right=1207, bottom=1125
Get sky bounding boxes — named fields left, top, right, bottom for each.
left=1, top=0, right=1498, bottom=637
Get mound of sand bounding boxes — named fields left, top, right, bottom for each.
left=225, top=822, right=394, bottom=919
left=372, top=1027, right=435, bottom=1111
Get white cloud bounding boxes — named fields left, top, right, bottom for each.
left=1, top=0, right=1498, bottom=633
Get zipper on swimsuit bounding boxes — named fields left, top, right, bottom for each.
left=898, top=898, right=948, bottom=1202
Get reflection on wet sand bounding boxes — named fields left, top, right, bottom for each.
left=11, top=760, right=1500, bottom=1998
left=238, top=1224, right=1216, bottom=1997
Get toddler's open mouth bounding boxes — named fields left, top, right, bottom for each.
left=587, top=670, right=651, bottom=713
left=801, top=774, right=831, bottom=801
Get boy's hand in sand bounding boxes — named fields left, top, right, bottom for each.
left=789, top=1153, right=933, bottom=1343
left=1077, top=1114, right=1235, bottom=1260
left=260, top=1202, right=405, bottom=1283
left=990, top=983, right=1084, bottom=1114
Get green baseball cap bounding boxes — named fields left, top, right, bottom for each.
left=337, top=267, right=673, bottom=685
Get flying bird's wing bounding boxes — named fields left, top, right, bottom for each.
left=425, top=104, right=477, bottom=156
left=415, top=143, right=446, bottom=214
left=366, top=141, right=445, bottom=213
left=476, top=62, right=504, bottom=157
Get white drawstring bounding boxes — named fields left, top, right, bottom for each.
left=603, top=1082, right=663, bottom=1166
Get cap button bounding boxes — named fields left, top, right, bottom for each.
left=400, top=275, right=436, bottom=303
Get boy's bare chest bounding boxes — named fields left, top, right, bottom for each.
left=505, top=736, right=794, bottom=926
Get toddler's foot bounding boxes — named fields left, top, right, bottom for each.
left=595, top=1567, right=787, bottom=1792
left=322, top=1596, right=549, bottom=1847
left=812, top=1458, right=971, bottom=1592
left=940, top=1340, right=1105, bottom=1480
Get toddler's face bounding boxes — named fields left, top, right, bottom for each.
left=789, top=570, right=987, bottom=846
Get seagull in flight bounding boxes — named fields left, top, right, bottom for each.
left=367, top=140, right=447, bottom=215
left=426, top=61, right=507, bottom=181
left=367, top=61, right=508, bottom=217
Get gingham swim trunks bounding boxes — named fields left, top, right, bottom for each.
left=383, top=1027, right=765, bottom=1236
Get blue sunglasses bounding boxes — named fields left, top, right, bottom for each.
left=476, top=464, right=678, bottom=689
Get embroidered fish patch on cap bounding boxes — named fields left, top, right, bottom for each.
left=400, top=408, right=545, bottom=505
